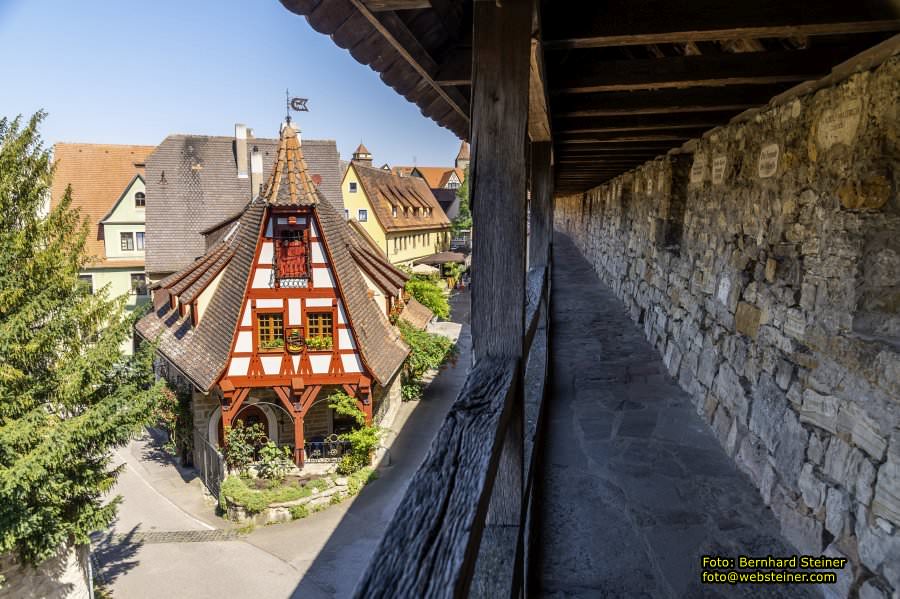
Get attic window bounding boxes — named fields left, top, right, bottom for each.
left=349, top=182, right=358, bottom=193
left=392, top=205, right=397, bottom=218
left=272, top=215, right=311, bottom=287
left=135, top=192, right=146, bottom=207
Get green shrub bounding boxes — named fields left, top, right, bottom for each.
left=256, top=441, right=294, bottom=481
left=346, top=467, right=376, bottom=496
left=220, top=476, right=312, bottom=515
left=330, top=493, right=343, bottom=505
left=289, top=505, right=309, bottom=520
left=405, top=278, right=450, bottom=319
left=327, top=391, right=381, bottom=474
left=308, top=478, right=329, bottom=492
left=398, top=321, right=457, bottom=401
left=223, top=421, right=266, bottom=476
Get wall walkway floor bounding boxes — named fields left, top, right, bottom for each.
left=535, top=234, right=823, bottom=598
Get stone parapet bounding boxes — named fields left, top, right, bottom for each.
left=555, top=57, right=899, bottom=597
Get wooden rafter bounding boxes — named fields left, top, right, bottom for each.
left=542, top=0, right=900, bottom=49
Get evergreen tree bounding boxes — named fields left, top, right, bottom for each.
left=451, top=165, right=471, bottom=235
left=0, top=113, right=163, bottom=565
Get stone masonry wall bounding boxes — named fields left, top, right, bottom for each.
left=555, top=57, right=899, bottom=598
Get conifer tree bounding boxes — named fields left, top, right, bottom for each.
left=0, top=113, right=163, bottom=565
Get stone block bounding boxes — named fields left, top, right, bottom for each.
left=857, top=509, right=900, bottom=587
left=799, top=463, right=826, bottom=510
left=808, top=433, right=828, bottom=466
left=858, top=458, right=877, bottom=507
left=799, top=389, right=839, bottom=434
left=714, top=363, right=749, bottom=424
left=823, top=437, right=865, bottom=492
left=820, top=544, right=853, bottom=599
left=859, top=579, right=889, bottom=599
left=735, top=301, right=762, bottom=339
left=765, top=258, right=778, bottom=282
left=836, top=402, right=887, bottom=461
left=873, top=456, right=900, bottom=528
left=775, top=499, right=824, bottom=555
left=825, top=487, right=851, bottom=538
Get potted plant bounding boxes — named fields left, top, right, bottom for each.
left=305, top=336, right=333, bottom=351
left=260, top=338, right=285, bottom=352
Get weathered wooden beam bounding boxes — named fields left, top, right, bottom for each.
left=542, top=0, right=900, bottom=49
left=434, top=48, right=472, bottom=86
left=363, top=0, right=431, bottom=11
left=353, top=358, right=518, bottom=598
left=558, top=134, right=691, bottom=144
left=551, top=85, right=785, bottom=117
left=554, top=112, right=732, bottom=134
left=528, top=143, right=552, bottom=267
left=528, top=39, right=552, bottom=142
left=345, top=0, right=470, bottom=123
left=551, top=46, right=863, bottom=94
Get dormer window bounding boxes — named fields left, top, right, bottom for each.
left=272, top=214, right=311, bottom=287
left=135, top=192, right=146, bottom=207
left=392, top=205, right=397, bottom=218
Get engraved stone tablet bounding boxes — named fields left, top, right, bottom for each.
left=816, top=98, right=862, bottom=151
left=690, top=154, right=706, bottom=184
left=712, top=154, right=727, bottom=185
left=758, top=144, right=779, bottom=178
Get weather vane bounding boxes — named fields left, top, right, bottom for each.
left=285, top=89, right=309, bottom=124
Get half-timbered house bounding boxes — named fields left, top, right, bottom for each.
left=136, top=122, right=414, bottom=469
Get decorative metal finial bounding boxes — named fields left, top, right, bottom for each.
left=285, top=89, right=309, bottom=124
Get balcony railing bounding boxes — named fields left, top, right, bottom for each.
left=304, top=434, right=351, bottom=463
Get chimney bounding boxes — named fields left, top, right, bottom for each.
left=235, top=124, right=248, bottom=179
left=250, top=145, right=263, bottom=197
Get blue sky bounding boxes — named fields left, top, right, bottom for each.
left=0, top=0, right=461, bottom=166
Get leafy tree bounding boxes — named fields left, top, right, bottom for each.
left=327, top=391, right=379, bottom=475
left=397, top=321, right=457, bottom=401
left=452, top=166, right=471, bottom=235
left=405, top=278, right=450, bottom=320
left=0, top=113, right=164, bottom=565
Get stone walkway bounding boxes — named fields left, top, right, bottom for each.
left=535, top=234, right=819, bottom=598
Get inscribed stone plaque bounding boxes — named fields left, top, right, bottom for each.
left=690, top=154, right=707, bottom=185
left=712, top=154, right=728, bottom=185
left=758, top=144, right=780, bottom=178
left=816, top=98, right=862, bottom=151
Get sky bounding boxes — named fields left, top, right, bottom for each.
left=0, top=0, right=462, bottom=166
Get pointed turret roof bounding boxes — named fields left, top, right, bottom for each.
left=264, top=124, right=319, bottom=206
left=355, top=142, right=371, bottom=156
left=456, top=140, right=470, bottom=161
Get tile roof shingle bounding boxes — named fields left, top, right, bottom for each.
left=51, top=143, right=156, bottom=268
left=352, top=164, right=451, bottom=233
left=145, top=134, right=342, bottom=275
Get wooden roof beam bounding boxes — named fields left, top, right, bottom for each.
left=542, top=0, right=900, bottom=49
left=552, top=85, right=790, bottom=117
left=551, top=46, right=864, bottom=94
left=345, top=0, right=470, bottom=124
left=363, top=0, right=431, bottom=11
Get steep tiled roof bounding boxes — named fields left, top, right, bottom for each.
left=138, top=138, right=409, bottom=390
left=414, top=166, right=464, bottom=189
left=145, top=134, right=341, bottom=275
left=265, top=125, right=319, bottom=206
left=352, top=164, right=451, bottom=233
left=136, top=200, right=266, bottom=390
left=51, top=143, right=155, bottom=267
left=347, top=220, right=409, bottom=296
left=456, top=141, right=469, bottom=161
left=399, top=298, right=433, bottom=330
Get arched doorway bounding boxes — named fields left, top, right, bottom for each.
left=216, top=404, right=271, bottom=447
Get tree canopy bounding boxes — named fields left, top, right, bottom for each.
left=0, top=113, right=163, bottom=564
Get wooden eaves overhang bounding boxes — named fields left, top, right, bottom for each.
left=281, top=0, right=900, bottom=194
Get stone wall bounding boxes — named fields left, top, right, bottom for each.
left=555, top=57, right=899, bottom=597
left=0, top=544, right=91, bottom=599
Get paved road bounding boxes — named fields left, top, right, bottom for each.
left=94, top=291, right=471, bottom=598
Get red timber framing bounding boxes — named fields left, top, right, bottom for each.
left=216, top=204, right=375, bottom=467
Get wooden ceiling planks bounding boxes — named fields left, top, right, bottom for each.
left=280, top=0, right=900, bottom=191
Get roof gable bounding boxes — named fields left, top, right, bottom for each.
left=351, top=163, right=451, bottom=232
left=101, top=174, right=145, bottom=223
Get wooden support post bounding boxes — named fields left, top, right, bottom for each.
left=470, top=0, right=530, bottom=363
left=293, top=413, right=305, bottom=468
left=469, top=0, right=531, bottom=596
left=529, top=141, right=553, bottom=269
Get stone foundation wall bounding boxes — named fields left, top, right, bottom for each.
left=554, top=57, right=899, bottom=597
left=373, top=370, right=402, bottom=426
left=0, top=544, right=91, bottom=599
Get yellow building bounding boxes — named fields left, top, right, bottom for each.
left=51, top=143, right=155, bottom=353
left=341, top=144, right=451, bottom=265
